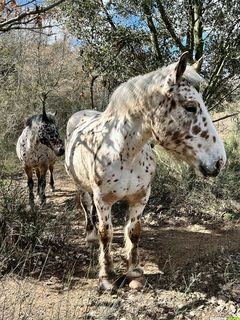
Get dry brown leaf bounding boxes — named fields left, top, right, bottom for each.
left=10, top=0, right=17, bottom=9
left=0, top=0, right=5, bottom=15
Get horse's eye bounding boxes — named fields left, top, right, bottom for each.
left=185, top=104, right=197, bottom=114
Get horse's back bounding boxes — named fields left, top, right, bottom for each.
left=16, top=127, right=29, bottom=162
left=65, top=109, right=103, bottom=191
left=16, top=126, right=56, bottom=168
left=66, top=109, right=101, bottom=139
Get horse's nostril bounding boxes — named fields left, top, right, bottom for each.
left=58, top=147, right=65, bottom=156
left=199, top=160, right=222, bottom=177
left=216, top=159, right=222, bottom=172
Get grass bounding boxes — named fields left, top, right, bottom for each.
left=148, top=129, right=240, bottom=225
left=0, top=115, right=239, bottom=319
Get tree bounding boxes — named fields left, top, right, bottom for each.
left=0, top=0, right=67, bottom=33
left=0, top=29, right=88, bottom=163
left=63, top=0, right=239, bottom=110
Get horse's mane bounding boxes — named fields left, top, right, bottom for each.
left=104, top=63, right=204, bottom=118
left=25, top=112, right=56, bottom=127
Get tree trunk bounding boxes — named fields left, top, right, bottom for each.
left=90, top=75, right=98, bottom=109
left=142, top=2, right=163, bottom=64
left=193, top=0, right=203, bottom=61
left=156, top=0, right=186, bottom=52
left=186, top=0, right=194, bottom=62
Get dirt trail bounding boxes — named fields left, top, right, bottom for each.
left=0, top=163, right=239, bottom=320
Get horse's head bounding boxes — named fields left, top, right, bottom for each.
left=151, top=52, right=226, bottom=177
left=37, top=111, right=65, bottom=156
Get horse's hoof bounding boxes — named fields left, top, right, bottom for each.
left=98, top=278, right=117, bottom=292
left=126, top=267, right=144, bottom=279
left=129, top=276, right=146, bottom=290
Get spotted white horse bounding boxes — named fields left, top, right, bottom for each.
left=16, top=107, right=64, bottom=207
left=65, top=53, right=226, bottom=290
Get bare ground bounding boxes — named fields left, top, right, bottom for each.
left=0, top=163, right=240, bottom=320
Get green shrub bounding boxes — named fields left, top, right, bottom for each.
left=149, top=131, right=240, bottom=221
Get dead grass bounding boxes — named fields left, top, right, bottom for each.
left=0, top=117, right=240, bottom=319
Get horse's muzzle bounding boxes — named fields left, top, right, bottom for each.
left=199, top=159, right=224, bottom=177
left=57, top=147, right=65, bottom=156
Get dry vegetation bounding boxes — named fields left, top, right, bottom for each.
left=0, top=4, right=240, bottom=317
left=0, top=115, right=240, bottom=319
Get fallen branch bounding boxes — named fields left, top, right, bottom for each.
left=213, top=112, right=240, bottom=123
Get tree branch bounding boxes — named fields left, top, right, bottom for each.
left=0, top=0, right=67, bottom=32
left=213, top=112, right=239, bottom=123
left=185, top=0, right=194, bottom=61
left=98, top=0, right=116, bottom=31
left=209, top=82, right=240, bottom=111
left=193, top=0, right=203, bottom=61
left=156, top=0, right=186, bottom=52
left=142, top=1, right=163, bottom=64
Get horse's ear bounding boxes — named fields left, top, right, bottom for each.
left=54, top=111, right=57, bottom=117
left=192, top=56, right=203, bottom=72
left=175, top=51, right=189, bottom=83
left=25, top=116, right=32, bottom=127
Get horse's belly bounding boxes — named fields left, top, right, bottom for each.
left=17, top=143, right=56, bottom=168
left=66, top=144, right=94, bottom=192
left=96, top=154, right=156, bottom=203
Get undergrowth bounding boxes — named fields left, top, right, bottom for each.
left=149, top=130, right=240, bottom=223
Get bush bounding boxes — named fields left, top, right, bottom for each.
left=0, top=176, right=46, bottom=275
left=149, top=131, right=240, bottom=222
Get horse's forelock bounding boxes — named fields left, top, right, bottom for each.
left=25, top=112, right=56, bottom=127
left=25, top=115, right=38, bottom=127
left=46, top=113, right=57, bottom=124
left=182, top=65, right=204, bottom=88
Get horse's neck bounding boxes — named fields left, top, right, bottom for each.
left=26, top=126, right=40, bottom=149
left=112, top=115, right=152, bottom=160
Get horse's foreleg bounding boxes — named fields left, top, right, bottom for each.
left=94, top=196, right=114, bottom=291
left=25, top=166, right=34, bottom=208
left=36, top=168, right=40, bottom=195
left=39, top=166, right=48, bottom=206
left=124, top=188, right=151, bottom=288
left=49, top=164, right=55, bottom=192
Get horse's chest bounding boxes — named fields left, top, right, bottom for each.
left=21, top=143, right=55, bottom=166
left=100, top=153, right=156, bottom=199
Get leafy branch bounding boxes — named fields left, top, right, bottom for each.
left=0, top=0, right=67, bottom=32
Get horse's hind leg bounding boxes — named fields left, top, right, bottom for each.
left=93, top=194, right=114, bottom=291
left=76, top=190, right=98, bottom=243
left=49, top=164, right=55, bottom=192
left=38, top=165, right=48, bottom=206
left=124, top=189, right=151, bottom=289
left=24, top=165, right=34, bottom=208
left=36, top=168, right=40, bottom=195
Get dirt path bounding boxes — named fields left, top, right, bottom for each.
left=0, top=163, right=239, bottom=320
